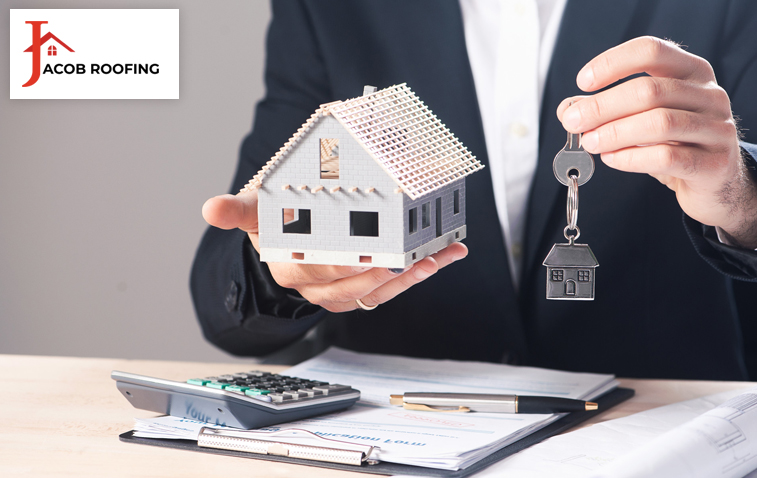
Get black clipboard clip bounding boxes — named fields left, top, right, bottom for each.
left=198, top=427, right=380, bottom=466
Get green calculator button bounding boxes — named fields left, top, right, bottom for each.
left=225, top=385, right=249, bottom=393
left=206, top=381, right=228, bottom=389
left=187, top=378, right=209, bottom=386
left=245, top=389, right=271, bottom=396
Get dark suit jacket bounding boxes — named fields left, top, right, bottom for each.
left=191, top=0, right=757, bottom=380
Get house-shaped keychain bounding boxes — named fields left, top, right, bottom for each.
left=241, top=84, right=484, bottom=268
left=542, top=243, right=599, bottom=300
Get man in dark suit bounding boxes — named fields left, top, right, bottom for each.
left=191, top=1, right=757, bottom=380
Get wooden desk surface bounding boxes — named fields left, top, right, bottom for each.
left=1, top=354, right=753, bottom=477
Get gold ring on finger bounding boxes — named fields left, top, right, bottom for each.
left=355, top=298, right=378, bottom=311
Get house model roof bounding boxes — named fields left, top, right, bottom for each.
left=243, top=83, right=484, bottom=200
left=543, top=243, right=599, bottom=267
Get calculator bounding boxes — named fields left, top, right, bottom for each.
left=112, top=369, right=360, bottom=429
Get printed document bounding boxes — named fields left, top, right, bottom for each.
left=135, top=347, right=616, bottom=470
left=470, top=387, right=757, bottom=478
left=589, top=388, right=757, bottom=478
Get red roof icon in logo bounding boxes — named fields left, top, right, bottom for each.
left=24, top=32, right=74, bottom=53
left=22, top=21, right=75, bottom=87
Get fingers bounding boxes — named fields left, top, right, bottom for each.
left=296, top=242, right=468, bottom=313
left=557, top=77, right=732, bottom=134
left=578, top=108, right=737, bottom=155
left=577, top=36, right=715, bottom=92
left=600, top=143, right=712, bottom=179
left=269, top=262, right=384, bottom=289
left=202, top=189, right=259, bottom=233
left=303, top=259, right=435, bottom=312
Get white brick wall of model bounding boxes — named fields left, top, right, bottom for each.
left=242, top=84, right=485, bottom=268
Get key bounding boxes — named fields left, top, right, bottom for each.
left=544, top=128, right=600, bottom=301
left=205, top=381, right=228, bottom=389
left=283, top=391, right=308, bottom=400
left=225, top=385, right=249, bottom=394
left=267, top=393, right=286, bottom=403
left=552, top=131, right=595, bottom=186
left=313, top=384, right=352, bottom=395
left=297, top=388, right=317, bottom=397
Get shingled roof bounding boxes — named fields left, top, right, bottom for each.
left=543, top=243, right=599, bottom=267
left=243, top=83, right=483, bottom=200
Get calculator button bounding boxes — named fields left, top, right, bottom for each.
left=245, top=371, right=265, bottom=377
left=312, top=384, right=351, bottom=395
left=268, top=393, right=286, bottom=403
left=217, top=375, right=235, bottom=381
left=225, top=385, right=249, bottom=393
left=244, top=388, right=270, bottom=396
left=186, top=379, right=209, bottom=386
left=283, top=391, right=308, bottom=400
left=248, top=394, right=272, bottom=402
left=206, top=381, right=228, bottom=390
left=297, top=389, right=315, bottom=397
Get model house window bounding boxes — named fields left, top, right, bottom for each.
left=409, top=207, right=418, bottom=234
left=435, top=197, right=442, bottom=237
left=578, top=270, right=591, bottom=282
left=320, top=138, right=339, bottom=179
left=282, top=208, right=311, bottom=234
left=421, top=203, right=430, bottom=228
left=350, top=211, right=379, bottom=237
left=48, top=45, right=57, bottom=56
left=453, top=189, right=460, bottom=214
left=551, top=269, right=564, bottom=281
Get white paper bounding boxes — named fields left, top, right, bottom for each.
left=133, top=415, right=236, bottom=440
left=272, top=347, right=616, bottom=470
left=589, top=388, right=757, bottom=478
left=469, top=387, right=757, bottom=478
left=132, top=347, right=615, bottom=471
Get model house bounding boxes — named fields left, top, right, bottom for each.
left=241, top=84, right=484, bottom=268
left=543, top=243, right=599, bottom=299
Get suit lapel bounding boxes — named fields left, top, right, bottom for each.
left=521, top=0, right=642, bottom=286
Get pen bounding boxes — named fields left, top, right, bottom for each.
left=389, top=393, right=598, bottom=413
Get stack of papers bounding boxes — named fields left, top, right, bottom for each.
left=134, top=347, right=616, bottom=470
left=134, top=415, right=235, bottom=439
left=472, top=387, right=757, bottom=478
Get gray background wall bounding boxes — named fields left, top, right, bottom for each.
left=0, top=1, right=271, bottom=362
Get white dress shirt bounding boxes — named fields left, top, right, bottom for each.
left=460, top=0, right=568, bottom=287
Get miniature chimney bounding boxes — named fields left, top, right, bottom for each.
left=363, top=85, right=377, bottom=96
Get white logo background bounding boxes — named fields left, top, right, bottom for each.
left=10, top=9, right=179, bottom=99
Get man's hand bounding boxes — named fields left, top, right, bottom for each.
left=557, top=36, right=757, bottom=248
left=202, top=189, right=467, bottom=312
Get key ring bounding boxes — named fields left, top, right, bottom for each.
left=564, top=175, right=580, bottom=244
left=566, top=174, right=578, bottom=231
left=564, top=225, right=581, bottom=244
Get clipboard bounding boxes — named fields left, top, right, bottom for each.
left=119, top=386, right=634, bottom=477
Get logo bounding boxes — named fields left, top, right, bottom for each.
left=10, top=10, right=179, bottom=99
left=22, top=21, right=75, bottom=87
